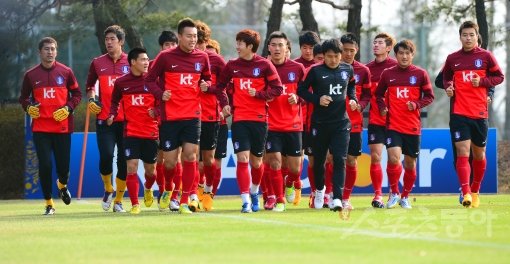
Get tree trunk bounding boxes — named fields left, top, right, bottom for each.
left=346, top=0, right=362, bottom=61
left=475, top=0, right=488, bottom=49
left=92, top=0, right=111, bottom=55
left=505, top=0, right=510, bottom=139
left=261, top=0, right=284, bottom=57
left=299, top=0, right=319, bottom=34
left=108, top=0, right=143, bottom=50
left=246, top=0, right=256, bottom=25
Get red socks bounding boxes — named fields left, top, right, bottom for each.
left=270, top=168, right=284, bottom=203
left=370, top=163, right=383, bottom=197
left=236, top=161, right=250, bottom=194
left=179, top=161, right=196, bottom=204
left=471, top=158, right=486, bottom=193
left=144, top=173, right=156, bottom=190
left=212, top=166, right=222, bottom=195
left=126, top=173, right=139, bottom=206
left=307, top=166, right=315, bottom=191
left=204, top=163, right=216, bottom=187
left=387, top=163, right=402, bottom=194
left=325, top=162, right=333, bottom=194
left=163, top=166, right=176, bottom=192
left=343, top=164, right=357, bottom=200
left=156, top=163, right=165, bottom=193
left=456, top=156, right=471, bottom=195
left=251, top=163, right=264, bottom=186
left=401, top=168, right=416, bottom=198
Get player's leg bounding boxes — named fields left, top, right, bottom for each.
left=329, top=125, right=349, bottom=212
left=52, top=133, right=72, bottom=205
left=386, top=130, right=403, bottom=209
left=470, top=118, right=488, bottom=208
left=96, top=123, right=116, bottom=210
left=33, top=133, right=55, bottom=215
left=368, top=124, right=386, bottom=208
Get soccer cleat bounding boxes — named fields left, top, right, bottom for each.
left=198, top=185, right=205, bottom=202
left=273, top=203, right=285, bottom=212
left=241, top=202, right=252, bottom=213
left=202, top=192, right=214, bottom=211
left=43, top=205, right=55, bottom=215
left=250, top=193, right=260, bottom=212
left=371, top=196, right=385, bottom=208
left=159, top=191, right=171, bottom=210
left=342, top=199, right=354, bottom=210
left=179, top=204, right=193, bottom=214
left=293, top=189, right=302, bottom=206
left=101, top=191, right=113, bottom=211
left=462, top=193, right=472, bottom=208
left=331, top=198, right=343, bottom=212
left=170, top=199, right=180, bottom=211
left=59, top=187, right=72, bottom=205
left=285, top=186, right=295, bottom=203
left=458, top=187, right=463, bottom=205
left=399, top=197, right=412, bottom=209
left=264, top=196, right=276, bottom=210
left=189, top=199, right=200, bottom=212
left=386, top=193, right=400, bottom=209
left=143, top=188, right=154, bottom=207
left=157, top=192, right=163, bottom=211
left=113, top=202, right=126, bottom=213
left=308, top=193, right=315, bottom=208
left=130, top=204, right=141, bottom=214
left=472, top=193, right=480, bottom=208
left=314, top=189, right=325, bottom=209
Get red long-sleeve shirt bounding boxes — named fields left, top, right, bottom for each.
left=346, top=60, right=371, bottom=133
left=19, top=62, right=81, bottom=133
left=201, top=50, right=226, bottom=122
left=366, top=57, right=398, bottom=126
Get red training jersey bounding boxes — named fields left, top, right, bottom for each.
left=86, top=53, right=130, bottom=122
left=295, top=57, right=315, bottom=132
left=268, top=59, right=305, bottom=132
left=366, top=57, right=397, bottom=126
left=19, top=62, right=81, bottom=133
left=201, top=50, right=226, bottom=122
left=375, top=65, right=434, bottom=135
left=442, top=47, right=504, bottom=119
left=110, top=72, right=163, bottom=140
left=346, top=60, right=371, bottom=133
left=216, top=54, right=283, bottom=123
left=146, top=47, right=211, bottom=121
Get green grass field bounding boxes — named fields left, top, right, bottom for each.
left=1, top=195, right=509, bottom=264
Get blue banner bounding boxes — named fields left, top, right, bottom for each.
left=24, top=128, right=498, bottom=198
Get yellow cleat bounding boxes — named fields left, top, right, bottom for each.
left=143, top=188, right=154, bottom=207
left=293, top=188, right=302, bottom=206
left=462, top=193, right=472, bottom=208
left=130, top=204, right=141, bottom=214
left=189, top=199, right=201, bottom=212
left=198, top=185, right=205, bottom=202
left=179, top=204, right=193, bottom=214
left=202, top=192, right=214, bottom=211
left=160, top=191, right=170, bottom=209
left=471, top=193, right=480, bottom=208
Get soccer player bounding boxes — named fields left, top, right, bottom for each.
left=339, top=33, right=372, bottom=210
left=214, top=29, right=283, bottom=213
left=108, top=47, right=170, bottom=214
left=153, top=30, right=178, bottom=210
left=146, top=18, right=212, bottom=214
left=365, top=33, right=397, bottom=208
left=265, top=31, right=305, bottom=212
left=294, top=31, right=320, bottom=68
left=297, top=38, right=358, bottom=211
left=195, top=20, right=227, bottom=211
left=442, top=21, right=504, bottom=208
left=19, top=37, right=82, bottom=215
left=86, top=25, right=130, bottom=212
left=375, top=39, right=434, bottom=209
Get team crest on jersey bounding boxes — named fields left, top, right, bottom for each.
left=56, top=76, right=64, bottom=85
left=386, top=137, right=392, bottom=145
left=144, top=85, right=148, bottom=92
left=409, top=76, right=417, bottom=85
left=165, top=141, right=171, bottom=149
left=288, top=72, right=296, bottom=81
left=122, top=66, right=129, bottom=74
left=455, top=131, right=461, bottom=139
left=253, top=68, right=261, bottom=77
left=125, top=148, right=131, bottom=157
left=474, top=59, right=482, bottom=68
left=266, top=142, right=272, bottom=150
left=195, top=63, right=202, bottom=72
left=354, top=74, right=360, bottom=84
left=234, top=141, right=240, bottom=150
left=341, top=71, right=348, bottom=80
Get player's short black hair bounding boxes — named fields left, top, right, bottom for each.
left=128, top=47, right=147, bottom=66
left=459, top=21, right=479, bottom=37
left=321, top=38, right=342, bottom=54
left=393, top=39, right=415, bottom=54
left=104, top=25, right=125, bottom=41
left=38, top=37, right=57, bottom=50
left=312, top=43, right=322, bottom=56
left=267, top=31, right=289, bottom=45
left=158, top=31, right=178, bottom=46
left=340, top=33, right=358, bottom=47
left=298, top=31, right=320, bottom=47
left=177, top=18, right=196, bottom=35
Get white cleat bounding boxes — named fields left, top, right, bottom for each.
left=331, top=198, right=343, bottom=212
left=101, top=192, right=113, bottom=211
left=342, top=199, right=354, bottom=210
left=314, top=188, right=325, bottom=209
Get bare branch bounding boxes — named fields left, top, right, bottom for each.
left=314, top=0, right=351, bottom=10
left=285, top=0, right=299, bottom=5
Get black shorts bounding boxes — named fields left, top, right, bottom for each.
left=214, top=124, right=228, bottom=159
left=368, top=124, right=386, bottom=145
left=348, top=132, right=362, bottom=156
left=231, top=121, right=267, bottom=157
left=449, top=114, right=488, bottom=147
left=385, top=130, right=421, bottom=158
left=159, top=119, right=201, bottom=151
left=200, top=121, right=219, bottom=150
left=266, top=131, right=302, bottom=157
left=124, top=137, right=159, bottom=164
left=302, top=131, right=314, bottom=156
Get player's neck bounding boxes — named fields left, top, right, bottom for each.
left=131, top=69, right=143, bottom=77
left=240, top=53, right=255, bottom=61
left=374, top=54, right=388, bottom=63
left=270, top=57, right=285, bottom=65
left=108, top=50, right=122, bottom=63
left=41, top=61, right=54, bottom=69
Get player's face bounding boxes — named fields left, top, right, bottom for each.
left=341, top=43, right=358, bottom=64
left=178, top=27, right=197, bottom=53
left=105, top=33, right=123, bottom=54
left=268, top=37, right=288, bottom=62
left=314, top=53, right=324, bottom=64
left=39, top=42, right=57, bottom=65
left=323, top=50, right=341, bottom=69
left=161, top=41, right=177, bottom=51
left=373, top=38, right=390, bottom=56
left=131, top=53, right=149, bottom=75
left=196, top=42, right=207, bottom=51
left=460, top=27, right=478, bottom=51
left=395, top=47, right=414, bottom=68
left=300, top=44, right=314, bottom=61
left=236, top=40, right=252, bottom=59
